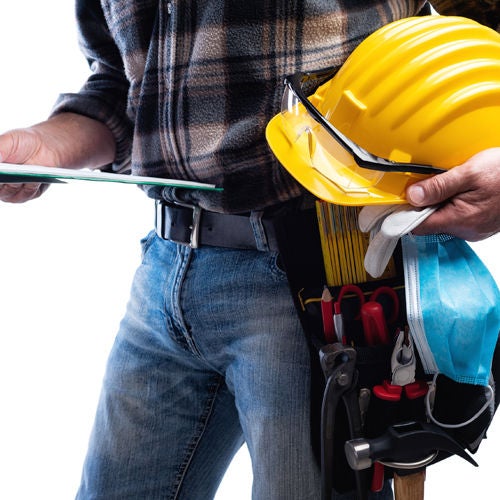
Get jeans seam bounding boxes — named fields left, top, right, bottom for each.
left=170, top=374, right=225, bottom=500
left=167, top=244, right=203, bottom=357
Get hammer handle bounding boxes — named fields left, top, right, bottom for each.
left=394, top=470, right=425, bottom=500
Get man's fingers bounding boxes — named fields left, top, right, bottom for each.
left=411, top=209, right=495, bottom=240
left=407, top=148, right=500, bottom=208
left=411, top=205, right=454, bottom=235
left=410, top=192, right=497, bottom=241
left=0, top=182, right=48, bottom=203
left=407, top=166, right=468, bottom=207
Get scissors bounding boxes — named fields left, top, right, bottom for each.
left=361, top=286, right=399, bottom=346
left=332, top=284, right=400, bottom=346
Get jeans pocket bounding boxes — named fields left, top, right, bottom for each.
left=268, top=252, right=288, bottom=281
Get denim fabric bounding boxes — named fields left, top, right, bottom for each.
left=76, top=231, right=393, bottom=500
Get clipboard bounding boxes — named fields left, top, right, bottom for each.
left=0, top=163, right=222, bottom=191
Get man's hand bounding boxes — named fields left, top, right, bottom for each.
left=406, top=148, right=500, bottom=241
left=0, top=112, right=116, bottom=203
left=0, top=126, right=56, bottom=203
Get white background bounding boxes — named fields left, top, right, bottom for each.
left=0, top=2, right=498, bottom=499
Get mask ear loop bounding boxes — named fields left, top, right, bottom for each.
left=425, top=373, right=494, bottom=429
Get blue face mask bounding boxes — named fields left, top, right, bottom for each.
left=402, top=233, right=500, bottom=387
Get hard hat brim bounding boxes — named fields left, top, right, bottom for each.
left=266, top=112, right=413, bottom=206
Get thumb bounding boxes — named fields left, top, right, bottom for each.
left=406, top=168, right=464, bottom=207
left=0, top=128, right=40, bottom=164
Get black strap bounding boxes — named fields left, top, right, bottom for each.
left=155, top=200, right=281, bottom=250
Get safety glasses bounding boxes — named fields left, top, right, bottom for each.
left=282, top=68, right=445, bottom=175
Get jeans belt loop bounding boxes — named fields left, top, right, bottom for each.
left=155, top=200, right=202, bottom=249
left=249, top=210, right=269, bottom=252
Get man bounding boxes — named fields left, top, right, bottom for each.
left=0, top=1, right=498, bottom=499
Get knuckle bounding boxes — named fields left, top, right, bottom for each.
left=0, top=182, right=44, bottom=203
left=429, top=174, right=449, bottom=200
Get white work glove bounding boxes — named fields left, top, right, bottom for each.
left=358, top=204, right=437, bottom=278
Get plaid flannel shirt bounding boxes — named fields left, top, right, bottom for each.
left=53, top=0, right=428, bottom=212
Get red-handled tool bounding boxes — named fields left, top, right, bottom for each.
left=370, top=286, right=399, bottom=325
left=334, top=284, right=365, bottom=344
left=361, top=286, right=400, bottom=346
left=371, top=330, right=429, bottom=493
left=361, top=302, right=390, bottom=346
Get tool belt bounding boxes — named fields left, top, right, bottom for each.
left=271, top=206, right=500, bottom=500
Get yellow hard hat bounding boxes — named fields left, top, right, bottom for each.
left=266, top=15, right=500, bottom=205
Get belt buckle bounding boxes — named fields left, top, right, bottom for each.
left=174, top=201, right=202, bottom=249
left=155, top=200, right=202, bottom=248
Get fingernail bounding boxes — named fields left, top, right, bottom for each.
left=408, top=185, right=425, bottom=204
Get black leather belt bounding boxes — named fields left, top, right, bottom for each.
left=154, top=200, right=280, bottom=251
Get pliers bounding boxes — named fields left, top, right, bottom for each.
left=319, top=342, right=369, bottom=500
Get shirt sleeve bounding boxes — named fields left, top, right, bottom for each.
left=51, top=0, right=133, bottom=172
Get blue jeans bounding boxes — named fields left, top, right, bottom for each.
left=76, top=230, right=393, bottom=500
